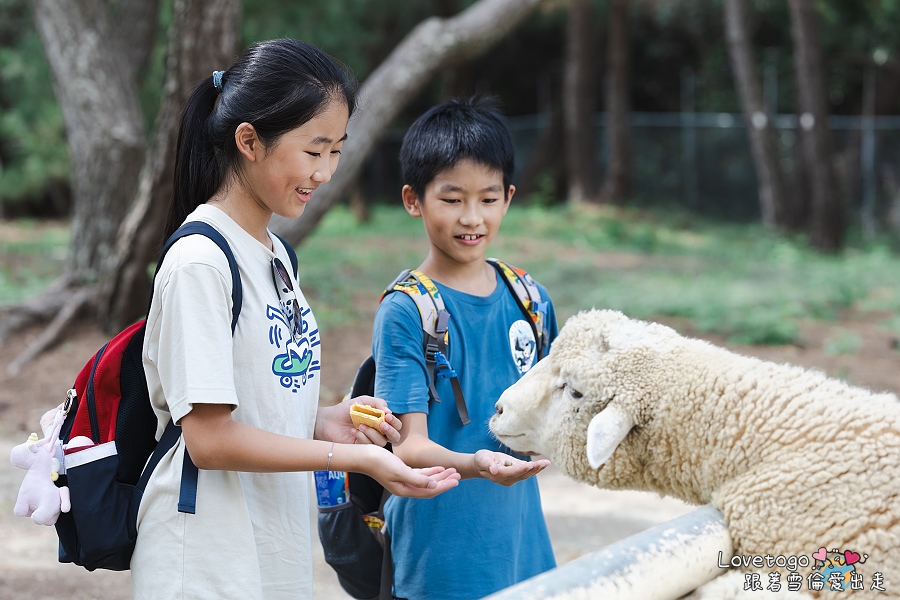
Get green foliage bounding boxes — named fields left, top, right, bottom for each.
left=299, top=205, right=900, bottom=342
left=241, top=0, right=440, bottom=81
left=824, top=329, right=863, bottom=356
left=5, top=207, right=900, bottom=344
left=0, top=3, right=69, bottom=206
left=0, top=219, right=68, bottom=304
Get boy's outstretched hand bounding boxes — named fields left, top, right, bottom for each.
left=474, top=450, right=550, bottom=486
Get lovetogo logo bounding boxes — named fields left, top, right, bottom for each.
left=810, top=547, right=880, bottom=593
left=718, top=546, right=886, bottom=593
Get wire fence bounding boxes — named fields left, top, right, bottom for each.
left=361, top=111, right=900, bottom=227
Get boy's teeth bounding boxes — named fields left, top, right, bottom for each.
left=460, top=234, right=479, bottom=240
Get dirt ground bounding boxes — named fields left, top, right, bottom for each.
left=0, top=307, right=897, bottom=599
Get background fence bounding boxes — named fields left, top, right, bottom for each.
left=360, top=111, right=900, bottom=228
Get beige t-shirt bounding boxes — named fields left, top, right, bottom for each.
left=134, top=205, right=320, bottom=599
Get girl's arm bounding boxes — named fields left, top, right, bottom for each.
left=392, top=412, right=549, bottom=485
left=179, top=404, right=459, bottom=498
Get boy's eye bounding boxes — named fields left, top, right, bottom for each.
left=331, top=149, right=342, bottom=155
left=306, top=152, right=321, bottom=158
left=483, top=197, right=499, bottom=204
left=440, top=198, right=461, bottom=204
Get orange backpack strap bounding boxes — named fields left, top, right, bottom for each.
left=487, top=258, right=549, bottom=359
left=381, top=270, right=470, bottom=425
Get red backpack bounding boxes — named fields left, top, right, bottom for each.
left=52, top=221, right=297, bottom=571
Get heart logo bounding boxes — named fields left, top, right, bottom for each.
left=812, top=547, right=828, bottom=561
left=845, top=550, right=861, bottom=565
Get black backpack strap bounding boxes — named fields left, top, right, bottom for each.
left=157, top=221, right=243, bottom=333
left=271, top=232, right=299, bottom=278
left=379, top=516, right=393, bottom=600
left=150, top=221, right=244, bottom=515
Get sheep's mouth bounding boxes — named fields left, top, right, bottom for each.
left=494, top=433, right=538, bottom=455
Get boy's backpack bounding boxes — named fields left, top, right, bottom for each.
left=317, top=258, right=548, bottom=600
left=51, top=221, right=297, bottom=571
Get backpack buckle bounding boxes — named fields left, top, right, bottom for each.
left=433, top=352, right=458, bottom=380
left=435, top=309, right=450, bottom=335
left=425, top=342, right=439, bottom=363
left=64, top=388, right=76, bottom=415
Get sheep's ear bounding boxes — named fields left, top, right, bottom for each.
left=586, top=406, right=633, bottom=470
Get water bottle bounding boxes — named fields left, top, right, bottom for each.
left=313, top=469, right=350, bottom=508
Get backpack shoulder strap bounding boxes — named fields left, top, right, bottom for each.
left=380, top=270, right=470, bottom=426
left=271, top=232, right=299, bottom=278
left=487, top=258, right=550, bottom=359
left=157, top=221, right=243, bottom=333
left=150, top=220, right=243, bottom=515
left=382, top=269, right=446, bottom=339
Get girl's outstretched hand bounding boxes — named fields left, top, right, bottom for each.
left=473, top=450, right=550, bottom=486
left=370, top=450, right=461, bottom=498
left=314, top=396, right=402, bottom=447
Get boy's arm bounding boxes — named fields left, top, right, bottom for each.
left=374, top=293, right=549, bottom=485
left=393, top=412, right=549, bottom=484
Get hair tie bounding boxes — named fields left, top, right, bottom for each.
left=212, top=70, right=224, bottom=92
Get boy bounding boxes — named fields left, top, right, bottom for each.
left=371, top=96, right=558, bottom=599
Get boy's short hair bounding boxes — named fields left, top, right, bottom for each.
left=400, top=94, right=515, bottom=199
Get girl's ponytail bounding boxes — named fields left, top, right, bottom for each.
left=166, top=74, right=223, bottom=241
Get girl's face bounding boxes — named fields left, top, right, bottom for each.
left=242, top=99, right=349, bottom=220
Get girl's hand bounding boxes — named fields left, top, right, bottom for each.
left=314, top=396, right=402, bottom=446
left=473, top=450, right=550, bottom=486
left=366, top=447, right=461, bottom=498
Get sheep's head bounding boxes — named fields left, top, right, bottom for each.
left=490, top=309, right=681, bottom=486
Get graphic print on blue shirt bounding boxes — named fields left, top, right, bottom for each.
left=266, top=303, right=320, bottom=391
left=508, top=319, right=536, bottom=374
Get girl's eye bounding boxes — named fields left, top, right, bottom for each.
left=306, top=152, right=321, bottom=157
left=331, top=149, right=342, bottom=155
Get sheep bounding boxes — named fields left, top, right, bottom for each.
left=489, top=309, right=900, bottom=599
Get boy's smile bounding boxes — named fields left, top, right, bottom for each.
left=402, top=158, right=514, bottom=286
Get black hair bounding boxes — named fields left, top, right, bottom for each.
left=399, top=94, right=515, bottom=200
left=166, top=38, right=358, bottom=240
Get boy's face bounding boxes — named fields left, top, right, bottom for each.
left=402, top=158, right=514, bottom=268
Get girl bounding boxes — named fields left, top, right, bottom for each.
left=133, top=39, right=459, bottom=599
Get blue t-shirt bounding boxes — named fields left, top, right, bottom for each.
left=372, top=268, right=558, bottom=600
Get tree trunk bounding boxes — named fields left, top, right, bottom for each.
left=723, top=0, right=787, bottom=229
left=31, top=0, right=148, bottom=283
left=270, top=0, right=550, bottom=247
left=786, top=127, right=810, bottom=231
left=111, top=0, right=161, bottom=84
left=517, top=108, right=565, bottom=202
left=98, top=0, right=240, bottom=333
left=599, top=0, right=631, bottom=205
left=788, top=0, right=843, bottom=251
left=563, top=0, right=598, bottom=204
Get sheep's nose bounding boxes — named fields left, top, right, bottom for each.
left=495, top=402, right=503, bottom=415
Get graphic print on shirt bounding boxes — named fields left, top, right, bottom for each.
left=267, top=302, right=320, bottom=392
left=508, top=319, right=536, bottom=374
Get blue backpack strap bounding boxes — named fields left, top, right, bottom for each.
left=271, top=232, right=299, bottom=278
left=487, top=258, right=549, bottom=359
left=146, top=220, right=244, bottom=515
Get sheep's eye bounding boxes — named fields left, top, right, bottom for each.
left=570, top=388, right=584, bottom=399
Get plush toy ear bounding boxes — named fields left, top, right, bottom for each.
left=586, top=405, right=633, bottom=470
